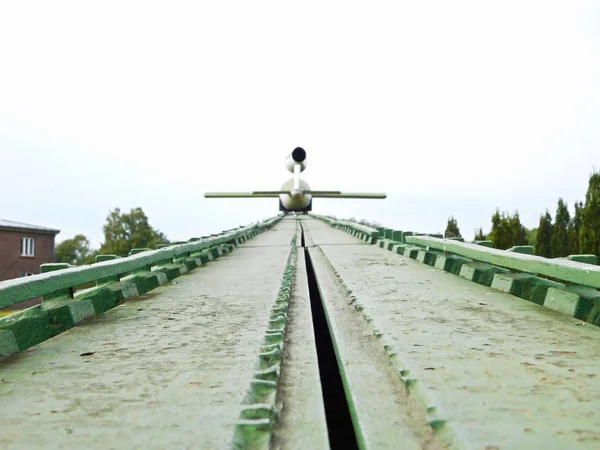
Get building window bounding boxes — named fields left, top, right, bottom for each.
left=19, top=272, right=35, bottom=277
left=21, top=237, right=35, bottom=257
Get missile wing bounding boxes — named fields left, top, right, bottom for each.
left=204, top=191, right=387, bottom=199
left=307, top=191, right=387, bottom=199
left=203, top=147, right=386, bottom=212
left=204, top=191, right=284, bottom=198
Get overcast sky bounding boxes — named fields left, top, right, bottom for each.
left=1, top=1, right=599, bottom=248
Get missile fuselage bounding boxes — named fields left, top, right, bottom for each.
left=281, top=147, right=311, bottom=211
left=279, top=178, right=312, bottom=210
left=203, top=146, right=386, bottom=212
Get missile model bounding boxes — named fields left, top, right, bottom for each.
left=204, top=147, right=387, bottom=213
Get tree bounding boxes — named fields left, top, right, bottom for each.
left=526, top=227, right=538, bottom=249
left=568, top=201, right=584, bottom=254
left=488, top=210, right=503, bottom=247
left=551, top=198, right=570, bottom=257
left=474, top=227, right=486, bottom=241
left=488, top=209, right=528, bottom=249
left=55, top=234, right=96, bottom=265
left=488, top=209, right=512, bottom=249
left=509, top=212, right=528, bottom=246
left=99, top=207, right=169, bottom=256
left=580, top=171, right=600, bottom=256
left=535, top=212, right=553, bottom=258
left=444, top=216, right=461, bottom=238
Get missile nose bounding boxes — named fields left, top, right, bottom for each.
left=292, top=147, right=306, bottom=162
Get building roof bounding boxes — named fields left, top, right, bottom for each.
left=0, top=219, right=60, bottom=235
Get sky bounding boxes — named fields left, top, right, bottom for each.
left=1, top=1, right=599, bottom=248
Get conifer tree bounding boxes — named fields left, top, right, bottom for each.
left=580, top=171, right=600, bottom=256
left=551, top=198, right=570, bottom=257
left=474, top=227, right=486, bottom=241
left=510, top=211, right=528, bottom=246
left=536, top=211, right=553, bottom=257
left=488, top=210, right=501, bottom=248
left=488, top=209, right=528, bottom=249
left=568, top=201, right=584, bottom=254
left=526, top=228, right=538, bottom=249
left=444, top=216, right=461, bottom=238
left=488, top=209, right=510, bottom=249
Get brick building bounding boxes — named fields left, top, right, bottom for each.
left=0, top=219, right=61, bottom=282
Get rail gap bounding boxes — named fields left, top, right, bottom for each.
left=300, top=224, right=359, bottom=450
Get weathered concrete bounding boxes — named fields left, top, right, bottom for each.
left=307, top=218, right=600, bottom=449
left=3, top=214, right=599, bottom=449
left=308, top=246, right=445, bottom=450
left=0, top=220, right=296, bottom=449
left=239, top=223, right=299, bottom=247
left=299, top=216, right=365, bottom=246
left=0, top=217, right=281, bottom=310
left=271, top=251, right=329, bottom=449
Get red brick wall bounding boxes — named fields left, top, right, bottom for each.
left=0, top=230, right=56, bottom=282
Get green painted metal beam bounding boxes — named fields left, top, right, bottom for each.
left=406, top=235, right=600, bottom=289
left=0, top=216, right=282, bottom=309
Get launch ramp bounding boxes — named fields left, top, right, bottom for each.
left=1, top=215, right=599, bottom=449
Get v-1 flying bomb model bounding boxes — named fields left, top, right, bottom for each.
left=204, top=147, right=386, bottom=213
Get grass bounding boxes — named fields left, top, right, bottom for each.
left=0, top=311, right=15, bottom=318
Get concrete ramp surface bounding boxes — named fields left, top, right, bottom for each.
left=0, top=215, right=599, bottom=449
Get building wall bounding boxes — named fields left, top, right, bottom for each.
left=0, top=230, right=56, bottom=282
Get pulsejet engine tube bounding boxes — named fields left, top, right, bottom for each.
left=203, top=145, right=386, bottom=214
left=285, top=147, right=307, bottom=193
left=285, top=147, right=307, bottom=173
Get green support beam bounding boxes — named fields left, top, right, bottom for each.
left=405, top=235, right=600, bottom=289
